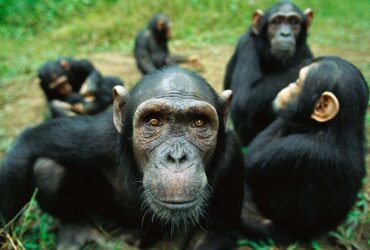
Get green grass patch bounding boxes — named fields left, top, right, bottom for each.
left=0, top=0, right=369, bottom=83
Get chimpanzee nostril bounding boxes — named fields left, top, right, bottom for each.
left=165, top=145, right=188, bottom=170
left=179, top=155, right=186, bottom=164
left=167, top=152, right=186, bottom=165
left=167, top=154, right=176, bottom=164
left=280, top=26, right=292, bottom=37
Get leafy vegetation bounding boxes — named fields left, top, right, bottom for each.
left=0, top=0, right=369, bottom=249
left=0, top=0, right=369, bottom=82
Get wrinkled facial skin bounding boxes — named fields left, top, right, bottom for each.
left=132, top=97, right=219, bottom=228
left=268, top=4, right=302, bottom=61
left=273, top=64, right=311, bottom=111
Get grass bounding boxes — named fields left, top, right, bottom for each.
left=0, top=0, right=369, bottom=82
left=0, top=0, right=369, bottom=249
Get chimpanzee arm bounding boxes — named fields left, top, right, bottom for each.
left=79, top=101, right=102, bottom=115
left=69, top=59, right=95, bottom=76
left=80, top=70, right=102, bottom=94
left=0, top=129, right=36, bottom=222
left=68, top=59, right=96, bottom=90
left=167, top=54, right=190, bottom=64
left=135, top=32, right=157, bottom=74
left=245, top=124, right=320, bottom=178
left=49, top=100, right=78, bottom=118
left=0, top=113, right=117, bottom=223
left=224, top=33, right=251, bottom=91
left=246, top=118, right=286, bottom=154
left=223, top=50, right=238, bottom=90
left=80, top=76, right=122, bottom=115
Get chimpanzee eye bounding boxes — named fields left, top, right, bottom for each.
left=145, top=115, right=162, bottom=127
left=271, top=16, right=283, bottom=25
left=289, top=16, right=300, bottom=25
left=192, top=118, right=206, bottom=128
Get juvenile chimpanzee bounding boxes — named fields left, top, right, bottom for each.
left=0, top=67, right=244, bottom=249
left=38, top=57, right=124, bottom=118
left=242, top=56, right=369, bottom=242
left=134, top=14, right=202, bottom=75
left=224, top=2, right=314, bottom=145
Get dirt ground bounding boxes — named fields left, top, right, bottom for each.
left=1, top=43, right=369, bottom=142
left=0, top=44, right=369, bottom=249
left=1, top=43, right=369, bottom=138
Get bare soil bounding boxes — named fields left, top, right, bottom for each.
left=1, top=43, right=369, bottom=142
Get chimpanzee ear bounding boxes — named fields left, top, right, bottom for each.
left=156, top=19, right=165, bottom=31
left=304, top=8, right=314, bottom=28
left=311, top=91, right=339, bottom=123
left=113, top=86, right=129, bottom=133
left=60, top=59, right=70, bottom=70
left=252, top=10, right=264, bottom=35
left=219, top=90, right=233, bottom=129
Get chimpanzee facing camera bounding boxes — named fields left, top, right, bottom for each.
left=224, top=2, right=314, bottom=145
left=0, top=67, right=244, bottom=249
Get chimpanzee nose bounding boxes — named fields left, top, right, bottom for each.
left=166, top=143, right=188, bottom=170
left=280, top=26, right=292, bottom=37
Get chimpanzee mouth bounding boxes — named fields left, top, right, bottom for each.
left=272, top=47, right=295, bottom=62
left=142, top=187, right=211, bottom=231
left=153, top=198, right=199, bottom=210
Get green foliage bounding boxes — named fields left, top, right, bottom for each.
left=237, top=238, right=275, bottom=249
left=310, top=240, right=321, bottom=250
left=366, top=112, right=370, bottom=124
left=0, top=0, right=102, bottom=38
left=329, top=190, right=369, bottom=249
left=0, top=190, right=57, bottom=249
left=0, top=0, right=369, bottom=82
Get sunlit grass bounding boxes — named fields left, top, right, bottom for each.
left=0, top=0, right=369, bottom=82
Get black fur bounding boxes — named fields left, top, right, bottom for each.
left=134, top=14, right=188, bottom=75
left=0, top=67, right=244, bottom=249
left=38, top=57, right=124, bottom=118
left=224, top=2, right=313, bottom=145
left=242, top=56, right=369, bottom=242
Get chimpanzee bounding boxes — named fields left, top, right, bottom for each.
left=224, top=2, right=314, bottom=145
left=134, top=14, right=202, bottom=75
left=241, top=56, right=369, bottom=242
left=38, top=57, right=124, bottom=118
left=0, top=67, right=244, bottom=249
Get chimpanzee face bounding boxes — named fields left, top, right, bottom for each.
left=49, top=75, right=73, bottom=96
left=273, top=64, right=311, bottom=110
left=133, top=91, right=219, bottom=227
left=113, top=70, right=232, bottom=228
left=268, top=4, right=302, bottom=61
left=156, top=18, right=172, bottom=39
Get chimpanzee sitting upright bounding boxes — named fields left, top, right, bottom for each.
left=242, top=56, right=369, bottom=243
left=134, top=14, right=201, bottom=75
left=38, top=57, right=124, bottom=118
left=224, top=2, right=314, bottom=145
left=0, top=67, right=244, bottom=249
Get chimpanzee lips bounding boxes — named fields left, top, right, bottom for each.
left=153, top=197, right=199, bottom=210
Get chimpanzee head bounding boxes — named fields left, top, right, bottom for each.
left=38, top=59, right=73, bottom=97
left=148, top=13, right=172, bottom=41
left=252, top=1, right=313, bottom=64
left=273, top=56, right=369, bottom=130
left=112, top=67, right=232, bottom=229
